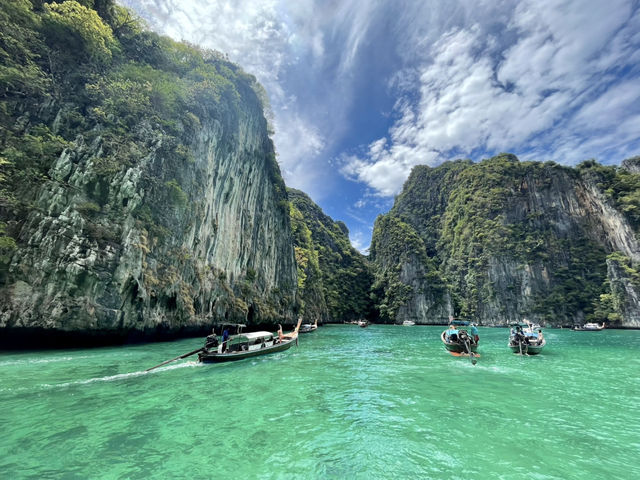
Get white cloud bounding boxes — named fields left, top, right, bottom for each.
left=122, top=0, right=640, bottom=202
left=343, top=0, right=640, bottom=196
left=349, top=230, right=370, bottom=255
left=121, top=0, right=389, bottom=201
left=273, top=111, right=329, bottom=197
left=121, top=0, right=326, bottom=190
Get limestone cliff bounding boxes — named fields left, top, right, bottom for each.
left=370, top=215, right=452, bottom=324
left=288, top=188, right=373, bottom=323
left=372, top=154, right=640, bottom=327
left=0, top=1, right=297, bottom=344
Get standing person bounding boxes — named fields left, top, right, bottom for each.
left=277, top=324, right=284, bottom=343
left=471, top=323, right=479, bottom=344
left=537, top=329, right=544, bottom=345
left=222, top=327, right=230, bottom=352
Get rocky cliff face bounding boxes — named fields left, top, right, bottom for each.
left=601, top=253, right=640, bottom=328
left=0, top=1, right=297, bottom=344
left=370, top=215, right=452, bottom=324
left=288, top=188, right=373, bottom=323
left=372, top=154, right=640, bottom=327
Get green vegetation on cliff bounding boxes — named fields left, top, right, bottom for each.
left=370, top=215, right=446, bottom=322
left=0, top=0, right=296, bottom=338
left=372, top=153, right=640, bottom=326
left=288, top=188, right=373, bottom=322
left=1, top=0, right=267, bottom=241
left=577, top=159, right=640, bottom=230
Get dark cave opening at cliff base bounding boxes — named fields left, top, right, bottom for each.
left=0, top=325, right=214, bottom=350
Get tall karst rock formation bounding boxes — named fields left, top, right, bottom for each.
left=288, top=188, right=373, bottom=323
left=371, top=154, right=640, bottom=327
left=0, top=0, right=297, bottom=343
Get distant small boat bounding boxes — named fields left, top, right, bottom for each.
left=402, top=320, right=415, bottom=326
left=441, top=320, right=478, bottom=358
left=358, top=320, right=369, bottom=328
left=572, top=322, right=605, bottom=331
left=509, top=321, right=545, bottom=355
left=299, top=318, right=318, bottom=333
left=198, top=320, right=301, bottom=363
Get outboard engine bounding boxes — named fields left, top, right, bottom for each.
left=205, top=334, right=219, bottom=349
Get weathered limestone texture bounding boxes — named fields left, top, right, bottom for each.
left=1, top=106, right=297, bottom=342
left=372, top=155, right=640, bottom=327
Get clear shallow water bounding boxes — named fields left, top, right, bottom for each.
left=1, top=325, right=639, bottom=479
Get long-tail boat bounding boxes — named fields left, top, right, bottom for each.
left=198, top=319, right=302, bottom=363
left=441, top=320, right=478, bottom=358
left=299, top=318, right=318, bottom=333
left=508, top=321, right=546, bottom=355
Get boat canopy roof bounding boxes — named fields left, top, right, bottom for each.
left=236, top=331, right=274, bottom=340
left=509, top=322, right=529, bottom=327
left=450, top=320, right=469, bottom=326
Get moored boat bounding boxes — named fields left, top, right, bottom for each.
left=441, top=320, right=478, bottom=359
left=358, top=319, right=369, bottom=328
left=509, top=321, right=545, bottom=355
left=402, top=320, right=415, bottom=326
left=299, top=318, right=318, bottom=333
left=572, top=322, right=605, bottom=331
left=198, top=319, right=301, bottom=363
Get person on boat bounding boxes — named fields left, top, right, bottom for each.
left=222, top=327, right=230, bottom=352
left=514, top=325, right=525, bottom=344
left=277, top=324, right=284, bottom=343
left=471, top=324, right=479, bottom=344
left=537, top=329, right=544, bottom=345
left=205, top=328, right=219, bottom=349
left=447, top=324, right=458, bottom=342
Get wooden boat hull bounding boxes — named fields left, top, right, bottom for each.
left=441, top=331, right=478, bottom=354
left=198, top=337, right=295, bottom=363
left=508, top=345, right=544, bottom=355
left=509, top=339, right=545, bottom=355
left=449, top=351, right=481, bottom=358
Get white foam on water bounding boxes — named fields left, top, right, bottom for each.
left=0, top=355, right=90, bottom=367
left=39, top=360, right=201, bottom=390
left=474, top=364, right=518, bottom=374
left=156, top=360, right=200, bottom=372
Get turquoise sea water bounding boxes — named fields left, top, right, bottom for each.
left=1, top=325, right=639, bottom=479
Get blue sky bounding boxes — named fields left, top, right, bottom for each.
left=122, top=0, right=640, bottom=252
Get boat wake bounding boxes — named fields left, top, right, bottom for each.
left=0, top=355, right=91, bottom=367
left=475, top=364, right=520, bottom=374
left=40, top=361, right=201, bottom=390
